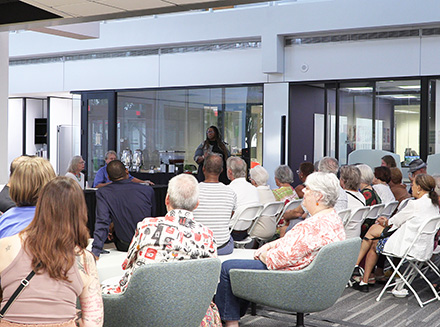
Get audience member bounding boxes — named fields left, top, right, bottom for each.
left=0, top=156, right=32, bottom=214
left=408, top=158, right=427, bottom=182
left=194, top=125, right=231, bottom=185
left=214, top=172, right=345, bottom=327
left=102, top=174, right=219, bottom=326
left=272, top=165, right=298, bottom=202
left=249, top=165, right=277, bottom=241
left=294, top=162, right=315, bottom=198
left=93, top=150, right=151, bottom=188
left=389, top=167, right=411, bottom=205
left=433, top=174, right=440, bottom=203
left=65, top=155, right=87, bottom=189
left=0, top=157, right=56, bottom=239
left=226, top=157, right=260, bottom=240
left=0, top=177, right=103, bottom=326
left=193, top=154, right=237, bottom=255
left=372, top=166, right=396, bottom=204
left=352, top=174, right=439, bottom=292
left=318, top=157, right=348, bottom=212
left=340, top=165, right=366, bottom=209
left=357, top=164, right=382, bottom=206
left=92, top=160, right=156, bottom=258
left=381, top=155, right=397, bottom=168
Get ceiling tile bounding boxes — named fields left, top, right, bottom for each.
left=54, top=1, right=124, bottom=17
left=94, top=0, right=174, bottom=11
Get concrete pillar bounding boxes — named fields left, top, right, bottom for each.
left=0, top=32, right=8, bottom=184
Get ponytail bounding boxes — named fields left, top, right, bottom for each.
left=429, top=189, right=439, bottom=207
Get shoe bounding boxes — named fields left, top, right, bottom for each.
left=351, top=265, right=364, bottom=283
left=353, top=281, right=369, bottom=293
left=368, top=277, right=376, bottom=286
left=375, top=275, right=389, bottom=285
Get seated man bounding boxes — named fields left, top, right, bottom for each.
left=226, top=157, right=260, bottom=240
left=92, top=160, right=156, bottom=258
left=102, top=173, right=216, bottom=293
left=93, top=150, right=152, bottom=188
left=193, top=153, right=237, bottom=255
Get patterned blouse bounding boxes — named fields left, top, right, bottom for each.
left=102, top=209, right=217, bottom=294
left=273, top=186, right=299, bottom=203
left=266, top=209, right=345, bottom=271
left=360, top=187, right=381, bottom=206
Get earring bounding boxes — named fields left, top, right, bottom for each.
left=316, top=201, right=319, bottom=206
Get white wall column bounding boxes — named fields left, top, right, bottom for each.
left=0, top=32, right=9, bottom=184
left=263, top=82, right=289, bottom=189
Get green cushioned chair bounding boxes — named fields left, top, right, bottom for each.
left=102, top=258, right=221, bottom=327
left=230, top=238, right=361, bottom=327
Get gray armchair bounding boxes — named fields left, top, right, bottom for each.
left=230, top=238, right=361, bottom=327
left=102, top=258, right=221, bottom=327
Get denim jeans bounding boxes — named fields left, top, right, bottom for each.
left=214, top=259, right=267, bottom=321
left=218, top=236, right=234, bottom=256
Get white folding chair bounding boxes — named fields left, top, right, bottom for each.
left=276, top=199, right=303, bottom=226
left=235, top=201, right=284, bottom=248
left=230, top=205, right=263, bottom=248
left=380, top=201, right=399, bottom=218
left=376, top=215, right=440, bottom=307
left=397, top=197, right=413, bottom=212
left=337, top=208, right=351, bottom=226
left=344, top=206, right=370, bottom=239
left=364, top=203, right=386, bottom=225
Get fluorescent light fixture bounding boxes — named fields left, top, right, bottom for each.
left=344, top=87, right=373, bottom=91
left=394, top=109, right=420, bottom=114
left=398, top=85, right=420, bottom=90
left=391, top=95, right=418, bottom=99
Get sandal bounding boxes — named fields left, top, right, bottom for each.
left=375, top=275, right=389, bottom=284
left=368, top=277, right=376, bottom=286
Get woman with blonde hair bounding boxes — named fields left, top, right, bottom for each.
left=0, top=177, right=103, bottom=326
left=0, top=157, right=56, bottom=238
left=66, top=155, right=86, bottom=189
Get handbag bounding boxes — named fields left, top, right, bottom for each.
left=0, top=269, right=37, bottom=319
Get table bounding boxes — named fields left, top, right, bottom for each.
left=96, top=248, right=256, bottom=283
left=84, top=184, right=168, bottom=236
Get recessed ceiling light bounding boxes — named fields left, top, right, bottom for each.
left=398, top=85, right=420, bottom=90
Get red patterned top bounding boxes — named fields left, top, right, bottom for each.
left=265, top=209, right=345, bottom=270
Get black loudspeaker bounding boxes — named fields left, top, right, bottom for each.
left=281, top=115, right=286, bottom=164
left=241, top=148, right=251, bottom=175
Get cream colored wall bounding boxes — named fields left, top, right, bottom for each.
left=395, top=105, right=420, bottom=160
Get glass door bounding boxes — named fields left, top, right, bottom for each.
left=81, top=92, right=116, bottom=184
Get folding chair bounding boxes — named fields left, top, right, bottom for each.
left=397, top=197, right=413, bottom=212
left=343, top=206, right=370, bottom=239
left=230, top=204, right=263, bottom=247
left=235, top=201, right=284, bottom=248
left=276, top=199, right=303, bottom=226
left=376, top=215, right=440, bottom=307
left=365, top=203, right=386, bottom=221
left=380, top=201, right=399, bottom=218
left=337, top=208, right=351, bottom=226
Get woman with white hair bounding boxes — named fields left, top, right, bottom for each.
left=272, top=165, right=298, bottom=202
left=65, top=155, right=86, bottom=189
left=249, top=165, right=276, bottom=204
left=215, top=172, right=346, bottom=327
left=357, top=164, right=381, bottom=206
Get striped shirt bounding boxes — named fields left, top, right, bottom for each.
left=193, top=182, right=237, bottom=246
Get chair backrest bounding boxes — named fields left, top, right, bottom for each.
left=365, top=203, right=386, bottom=220
left=427, top=153, right=440, bottom=176
left=102, top=258, right=221, bottom=327
left=229, top=204, right=263, bottom=231
left=404, top=215, right=440, bottom=261
left=397, top=197, right=413, bottom=212
left=248, top=201, right=284, bottom=239
left=337, top=208, right=352, bottom=225
left=344, top=206, right=370, bottom=239
left=380, top=201, right=399, bottom=218
left=277, top=199, right=303, bottom=225
left=347, top=149, right=401, bottom=169
left=230, top=238, right=361, bottom=313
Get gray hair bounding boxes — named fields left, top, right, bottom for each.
left=304, top=172, right=340, bottom=208
left=105, top=150, right=117, bottom=160
left=356, top=164, right=374, bottom=185
left=433, top=174, right=440, bottom=197
left=249, top=165, right=269, bottom=186
left=340, top=165, right=361, bottom=191
left=67, top=155, right=83, bottom=173
left=318, top=157, right=339, bottom=175
left=274, top=165, right=294, bottom=184
left=226, top=157, right=247, bottom=179
left=167, top=174, right=199, bottom=211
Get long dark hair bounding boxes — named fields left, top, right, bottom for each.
left=415, top=174, right=439, bottom=206
left=203, top=125, right=228, bottom=158
left=21, top=177, right=89, bottom=281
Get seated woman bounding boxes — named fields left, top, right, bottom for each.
left=294, top=162, right=315, bottom=199
left=215, top=172, right=346, bottom=327
left=0, top=157, right=56, bottom=239
left=372, top=166, right=396, bottom=204
left=340, top=165, right=366, bottom=210
left=381, top=155, right=397, bottom=168
left=389, top=167, right=411, bottom=205
left=352, top=174, right=439, bottom=292
left=0, top=177, right=103, bottom=326
left=272, top=165, right=298, bottom=202
left=65, top=155, right=87, bottom=189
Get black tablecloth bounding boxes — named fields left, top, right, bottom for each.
left=84, top=184, right=168, bottom=236
left=129, top=172, right=176, bottom=185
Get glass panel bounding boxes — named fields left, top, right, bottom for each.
left=339, top=82, right=374, bottom=160
left=428, top=79, right=440, bottom=155
left=88, top=98, right=109, bottom=183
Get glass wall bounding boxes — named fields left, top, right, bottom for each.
left=116, top=85, right=263, bottom=171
